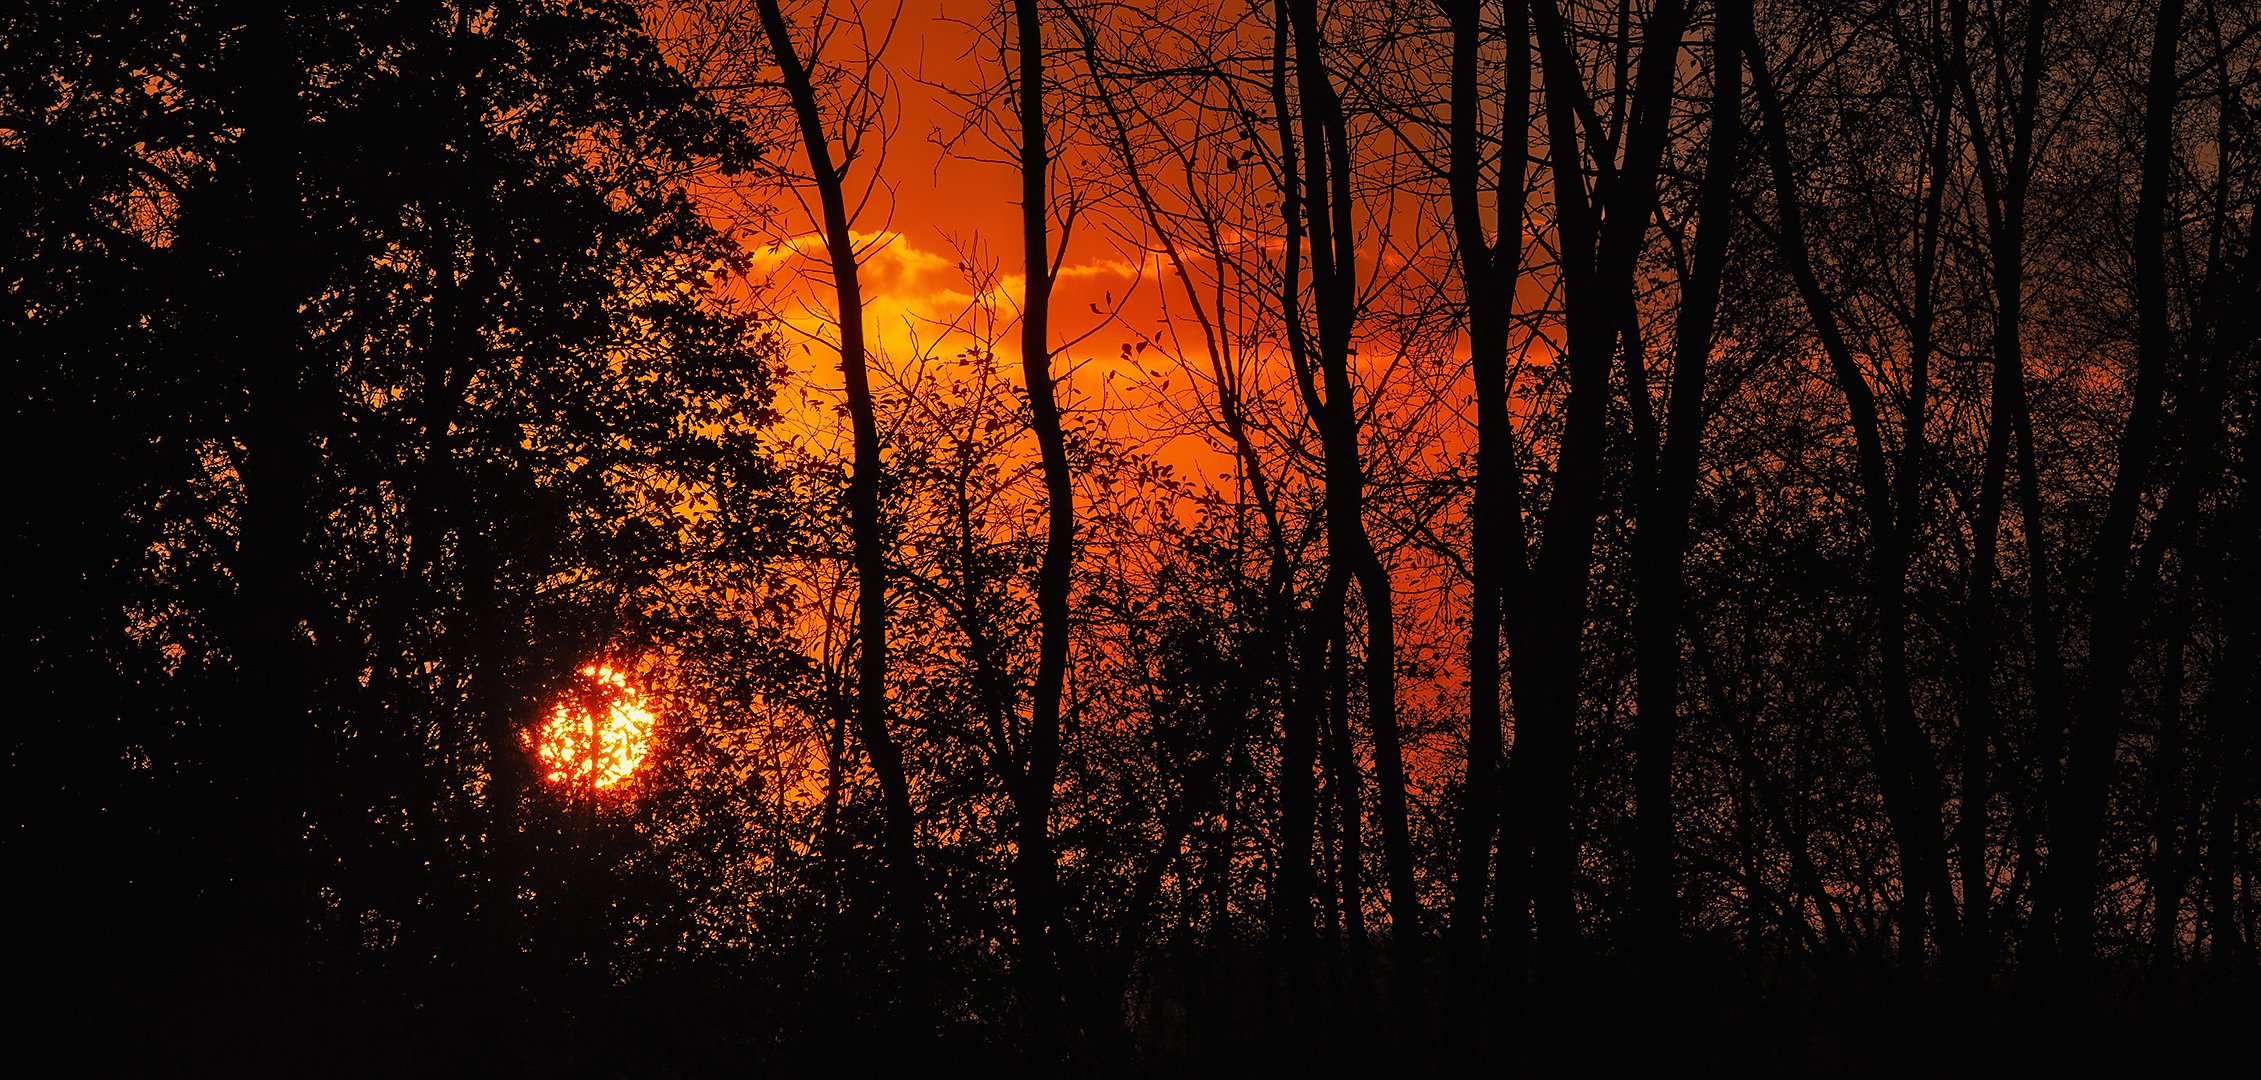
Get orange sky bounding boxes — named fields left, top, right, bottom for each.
left=671, top=0, right=1545, bottom=787
left=726, top=0, right=1553, bottom=471
left=694, top=0, right=1507, bottom=513
left=739, top=0, right=1169, bottom=399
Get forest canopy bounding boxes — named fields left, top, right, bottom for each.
left=7, top=0, right=2257, bottom=1074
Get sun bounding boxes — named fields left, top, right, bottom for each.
left=531, top=663, right=656, bottom=790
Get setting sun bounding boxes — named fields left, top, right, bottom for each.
left=532, top=663, right=655, bottom=789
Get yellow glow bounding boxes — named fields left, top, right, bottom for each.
left=533, top=663, right=655, bottom=790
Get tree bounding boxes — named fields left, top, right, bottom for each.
left=11, top=1, right=775, bottom=1062
left=1625, top=0, right=1744, bottom=991
left=747, top=0, right=930, bottom=1006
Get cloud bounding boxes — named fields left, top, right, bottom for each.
left=757, top=229, right=1161, bottom=384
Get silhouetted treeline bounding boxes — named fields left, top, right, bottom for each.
left=9, top=0, right=2256, bottom=1075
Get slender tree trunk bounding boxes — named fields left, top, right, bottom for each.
left=423, top=151, right=535, bottom=960
left=1011, top=0, right=1076, bottom=1052
left=1446, top=0, right=1529, bottom=1000
left=1284, top=0, right=1425, bottom=1033
left=1322, top=614, right=1370, bottom=1004
left=2209, top=409, right=2260, bottom=982
left=752, top=0, right=927, bottom=1003
left=1520, top=0, right=1691, bottom=1006
left=1629, top=0, right=1742, bottom=985
left=223, top=9, right=324, bottom=981
left=1947, top=0, right=2049, bottom=988
left=1269, top=1, right=1320, bottom=1026
left=1750, top=40, right=1962, bottom=966
left=1959, top=361, right=2009, bottom=972
left=2045, top=0, right=2184, bottom=987
left=2150, top=594, right=2192, bottom=965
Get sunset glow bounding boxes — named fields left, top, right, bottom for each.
left=532, top=663, right=655, bottom=789
left=27, top=0, right=2252, bottom=1068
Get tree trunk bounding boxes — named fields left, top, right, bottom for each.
left=1446, top=0, right=1529, bottom=1000
left=752, top=0, right=928, bottom=1005
left=1284, top=0, right=1425, bottom=1034
left=2150, top=594, right=2191, bottom=965
left=1750, top=40, right=1962, bottom=966
left=1946, top=0, right=2050, bottom=987
left=1269, top=0, right=1319, bottom=1024
left=1012, top=0, right=1076, bottom=1053
left=1520, top=0, right=1691, bottom=1003
left=1629, top=0, right=1742, bottom=984
left=2045, top=0, right=2184, bottom=987
left=222, top=8, right=324, bottom=981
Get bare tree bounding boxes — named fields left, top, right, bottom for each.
left=1749, top=18, right=1964, bottom=967
left=1444, top=0, right=1529, bottom=1009
left=1513, top=0, right=1690, bottom=994
left=1006, top=0, right=1078, bottom=1052
left=1627, top=0, right=1745, bottom=985
left=1276, top=0, right=1427, bottom=1032
left=748, top=0, right=930, bottom=995
left=2045, top=0, right=2187, bottom=987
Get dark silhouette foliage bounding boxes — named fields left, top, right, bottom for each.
left=9, top=0, right=2258, bottom=1074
